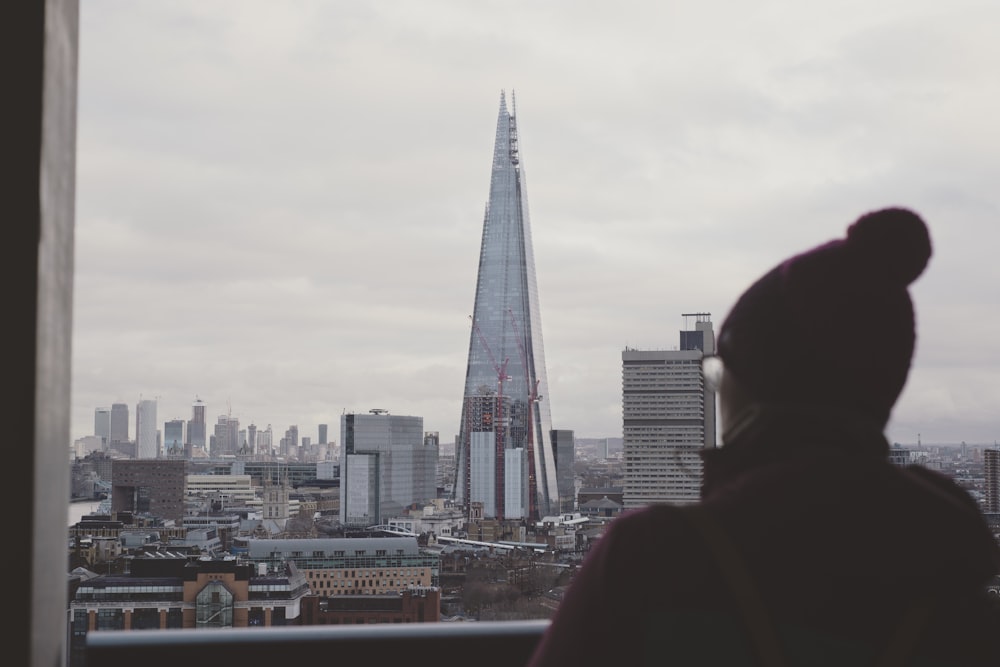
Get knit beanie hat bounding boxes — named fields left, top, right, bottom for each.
left=716, top=207, right=932, bottom=426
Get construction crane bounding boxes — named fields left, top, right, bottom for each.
left=469, top=316, right=511, bottom=518
left=508, top=308, right=541, bottom=520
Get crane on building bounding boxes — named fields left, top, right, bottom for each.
left=508, top=307, right=542, bottom=520
left=469, top=316, right=512, bottom=518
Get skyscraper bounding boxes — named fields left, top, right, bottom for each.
left=163, top=419, right=184, bottom=456
left=135, top=398, right=158, bottom=459
left=985, top=448, right=1000, bottom=513
left=258, top=424, right=273, bottom=457
left=552, top=429, right=576, bottom=513
left=339, top=410, right=437, bottom=526
left=212, top=414, right=240, bottom=457
left=187, top=398, right=207, bottom=449
left=456, top=91, right=559, bottom=521
left=94, top=407, right=111, bottom=449
left=622, top=313, right=717, bottom=508
left=282, top=425, right=299, bottom=458
left=110, top=402, right=129, bottom=446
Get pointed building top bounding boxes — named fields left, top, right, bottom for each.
left=498, top=89, right=517, bottom=118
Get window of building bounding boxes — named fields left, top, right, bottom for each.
left=195, top=582, right=234, bottom=629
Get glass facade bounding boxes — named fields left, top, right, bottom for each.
left=457, top=91, right=558, bottom=520
left=196, top=581, right=233, bottom=628
left=339, top=413, right=437, bottom=526
left=163, top=419, right=184, bottom=454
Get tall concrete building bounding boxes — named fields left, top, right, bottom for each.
left=110, top=402, right=129, bottom=446
left=622, top=314, right=717, bottom=509
left=318, top=423, right=328, bottom=445
left=135, top=398, right=158, bottom=459
left=985, top=448, right=1000, bottom=513
left=94, top=407, right=111, bottom=449
left=340, top=410, right=438, bottom=526
left=282, top=425, right=299, bottom=458
left=212, top=414, right=240, bottom=458
left=456, top=91, right=559, bottom=521
left=257, top=424, right=273, bottom=457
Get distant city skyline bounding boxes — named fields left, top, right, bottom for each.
left=71, top=2, right=1000, bottom=449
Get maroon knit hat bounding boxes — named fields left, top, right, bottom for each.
left=716, top=207, right=932, bottom=426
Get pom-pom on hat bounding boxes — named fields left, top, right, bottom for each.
left=716, top=207, right=932, bottom=426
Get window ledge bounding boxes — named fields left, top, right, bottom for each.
left=87, top=619, right=548, bottom=666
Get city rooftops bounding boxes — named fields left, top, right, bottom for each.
left=244, top=536, right=420, bottom=559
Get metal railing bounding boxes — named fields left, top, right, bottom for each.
left=87, top=619, right=548, bottom=667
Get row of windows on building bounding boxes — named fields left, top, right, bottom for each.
left=274, top=548, right=406, bottom=558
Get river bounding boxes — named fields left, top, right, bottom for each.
left=68, top=499, right=103, bottom=527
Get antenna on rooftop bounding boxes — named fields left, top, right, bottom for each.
left=681, top=312, right=712, bottom=329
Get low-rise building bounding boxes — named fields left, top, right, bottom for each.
left=68, top=553, right=310, bottom=667
left=237, top=536, right=439, bottom=598
left=299, top=587, right=441, bottom=624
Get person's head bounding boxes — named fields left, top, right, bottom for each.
left=715, top=207, right=932, bottom=434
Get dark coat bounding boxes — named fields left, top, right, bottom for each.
left=528, top=410, right=1000, bottom=666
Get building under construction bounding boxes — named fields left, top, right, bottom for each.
left=456, top=91, right=560, bottom=522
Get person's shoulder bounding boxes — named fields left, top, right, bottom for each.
left=894, top=463, right=982, bottom=513
left=608, top=504, right=695, bottom=533
left=891, top=463, right=1000, bottom=567
left=596, top=504, right=704, bottom=557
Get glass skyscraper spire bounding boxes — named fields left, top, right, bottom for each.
left=456, top=91, right=558, bottom=521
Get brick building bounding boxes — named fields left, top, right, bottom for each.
left=299, top=587, right=441, bottom=624
left=239, top=536, right=439, bottom=597
left=111, top=459, right=186, bottom=522
left=68, top=554, right=310, bottom=667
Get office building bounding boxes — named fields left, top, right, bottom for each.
left=319, top=423, right=328, bottom=445
left=257, top=425, right=274, bottom=457
left=552, top=429, right=576, bottom=512
left=186, top=473, right=257, bottom=507
left=456, top=91, right=560, bottom=521
left=985, top=448, right=1000, bottom=513
left=69, top=556, right=310, bottom=666
left=135, top=398, right=158, bottom=459
left=300, top=588, right=440, bottom=625
left=163, top=419, right=184, bottom=456
left=212, top=414, right=240, bottom=457
left=187, top=398, right=207, bottom=449
left=240, top=536, right=438, bottom=595
left=94, top=407, right=111, bottom=449
left=282, top=424, right=299, bottom=458
left=111, top=459, right=187, bottom=522
left=339, top=411, right=437, bottom=526
left=622, top=314, right=716, bottom=508
left=110, top=402, right=129, bottom=446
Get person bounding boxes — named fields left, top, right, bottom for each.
left=527, top=208, right=1000, bottom=666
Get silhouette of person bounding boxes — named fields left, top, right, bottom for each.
left=528, top=208, right=1000, bottom=666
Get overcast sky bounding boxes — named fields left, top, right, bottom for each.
left=72, top=1, right=1000, bottom=449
